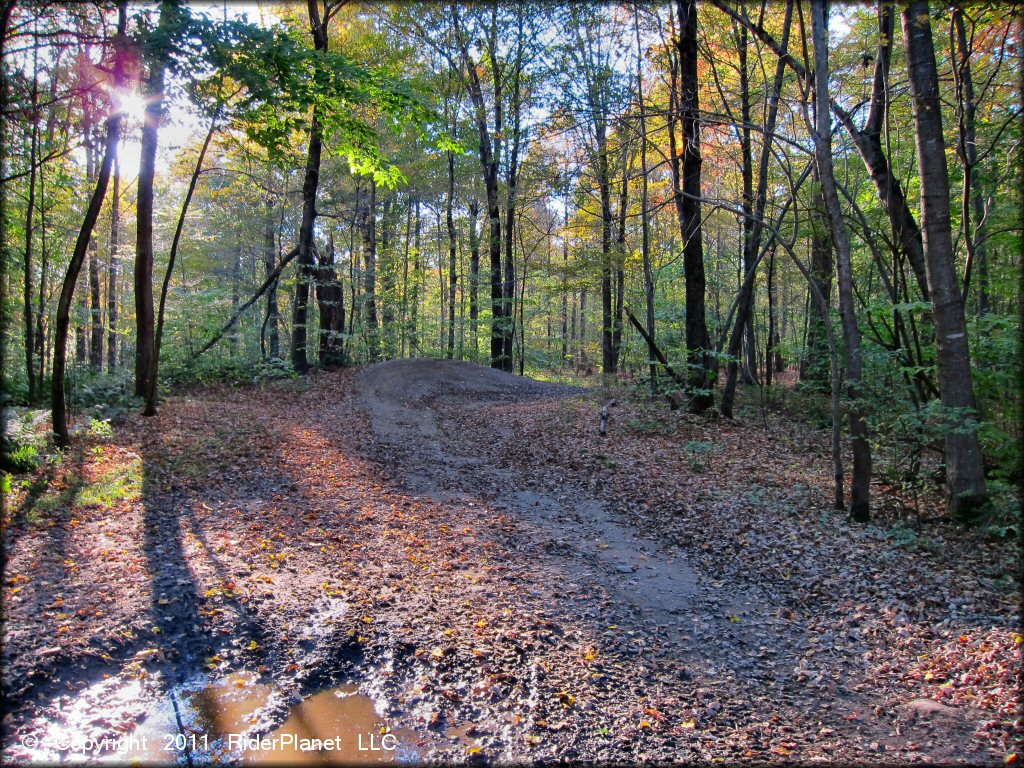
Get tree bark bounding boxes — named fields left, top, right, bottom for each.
left=135, top=2, right=181, bottom=399
left=446, top=152, right=457, bottom=359
left=0, top=0, right=14, bottom=401
left=316, top=228, right=345, bottom=365
left=811, top=0, right=871, bottom=521
left=263, top=195, right=280, bottom=358
left=453, top=6, right=507, bottom=371
left=106, top=155, right=119, bottom=372
left=363, top=177, right=379, bottom=361
left=902, top=0, right=988, bottom=520
left=720, top=0, right=792, bottom=417
left=635, top=8, right=656, bottom=395
left=468, top=197, right=480, bottom=362
left=675, top=0, right=713, bottom=412
left=290, top=0, right=333, bottom=373
left=23, top=63, right=39, bottom=401
left=53, top=0, right=126, bottom=444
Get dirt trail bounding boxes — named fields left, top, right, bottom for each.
left=359, top=359, right=711, bottom=645
left=2, top=359, right=1012, bottom=764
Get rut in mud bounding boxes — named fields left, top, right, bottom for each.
left=1, top=359, right=1018, bottom=764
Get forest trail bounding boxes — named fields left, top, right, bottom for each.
left=359, top=359, right=717, bottom=651
left=1, top=360, right=1018, bottom=764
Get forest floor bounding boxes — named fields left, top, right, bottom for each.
left=1, top=358, right=1021, bottom=765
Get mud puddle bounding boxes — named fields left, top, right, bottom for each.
left=123, top=675, right=427, bottom=765
left=16, top=671, right=430, bottom=765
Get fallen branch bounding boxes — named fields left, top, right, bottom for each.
left=195, top=245, right=299, bottom=358
left=624, top=305, right=688, bottom=390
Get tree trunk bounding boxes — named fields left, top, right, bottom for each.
left=316, top=228, right=345, bottom=365
left=135, top=2, right=181, bottom=399
left=89, top=220, right=103, bottom=370
left=23, top=66, right=39, bottom=402
left=833, top=1, right=930, bottom=304
left=468, top=197, right=480, bottom=362
left=290, top=0, right=332, bottom=373
left=633, top=13, right=654, bottom=393
left=106, top=155, right=119, bottom=372
left=801, top=184, right=833, bottom=385
left=53, top=1, right=126, bottom=444
left=675, top=0, right=713, bottom=412
left=410, top=198, right=420, bottom=357
left=453, top=6, right=507, bottom=371
left=146, top=109, right=217, bottom=414
left=561, top=209, right=569, bottom=367
left=720, top=0, right=793, bottom=417
left=229, top=238, right=241, bottom=354
left=380, top=194, right=396, bottom=358
left=811, top=0, right=871, bottom=522
left=952, top=6, right=987, bottom=313
left=363, top=177, right=379, bottom=361
left=447, top=152, right=457, bottom=359
left=0, top=0, right=14, bottom=400
left=736, top=21, right=758, bottom=385
left=902, top=0, right=988, bottom=520
left=263, top=195, right=280, bottom=358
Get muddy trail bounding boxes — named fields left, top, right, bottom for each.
left=1, top=360, right=1019, bottom=764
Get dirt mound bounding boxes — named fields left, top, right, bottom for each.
left=358, top=357, right=579, bottom=405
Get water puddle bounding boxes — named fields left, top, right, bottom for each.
left=112, top=675, right=425, bottom=765
left=247, top=685, right=421, bottom=764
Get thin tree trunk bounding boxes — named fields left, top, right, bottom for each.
left=453, top=6, right=506, bottom=370
left=952, top=6, right=986, bottom=312
left=737, top=21, right=758, bottom=385
left=146, top=110, right=217, bottom=414
left=801, top=185, right=833, bottom=385
left=447, top=152, right=457, bottom=359
left=410, top=198, right=420, bottom=357
left=23, top=63, right=39, bottom=401
left=399, top=192, right=411, bottom=357
left=229, top=237, right=241, bottom=354
left=903, top=0, right=988, bottom=520
left=811, top=0, right=871, bottom=521
left=363, top=178, right=379, bottom=361
left=0, top=0, right=14, bottom=400
left=635, top=11, right=655, bottom=394
left=135, top=2, right=180, bottom=399
left=468, top=197, right=480, bottom=362
left=380, top=194, right=395, bottom=358
left=106, top=155, right=119, bottom=372
left=53, top=1, right=126, bottom=444
left=263, top=195, right=279, bottom=358
left=720, top=0, right=793, bottom=417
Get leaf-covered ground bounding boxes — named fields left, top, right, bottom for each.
left=1, top=359, right=1020, bottom=764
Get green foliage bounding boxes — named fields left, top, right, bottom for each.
left=683, top=440, right=719, bottom=473
left=196, top=15, right=443, bottom=186
left=87, top=418, right=114, bottom=440
left=2, top=443, right=40, bottom=473
left=162, top=355, right=299, bottom=389
left=76, top=456, right=143, bottom=510
left=1, top=408, right=49, bottom=473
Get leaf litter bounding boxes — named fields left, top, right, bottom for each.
left=1, top=360, right=1019, bottom=764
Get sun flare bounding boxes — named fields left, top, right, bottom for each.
left=114, top=89, right=148, bottom=122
